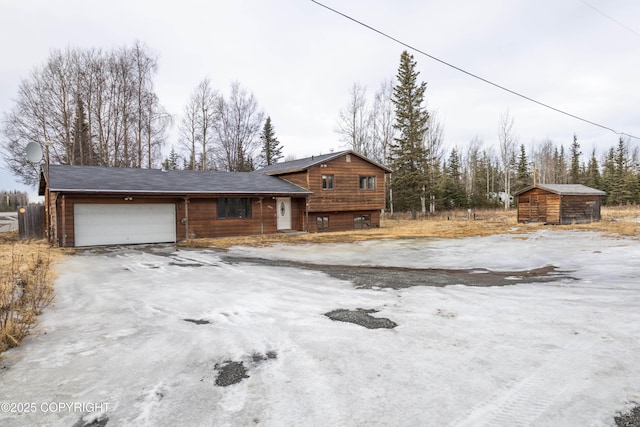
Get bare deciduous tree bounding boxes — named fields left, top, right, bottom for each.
left=335, top=83, right=372, bottom=157
left=178, top=78, right=219, bottom=170
left=498, top=111, right=518, bottom=209
left=1, top=44, right=170, bottom=185
left=213, top=82, right=264, bottom=172
left=370, top=78, right=395, bottom=164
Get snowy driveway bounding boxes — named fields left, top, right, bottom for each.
left=1, top=230, right=639, bottom=426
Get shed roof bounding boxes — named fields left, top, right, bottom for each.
left=42, top=164, right=312, bottom=196
left=514, top=184, right=606, bottom=196
left=257, top=150, right=392, bottom=175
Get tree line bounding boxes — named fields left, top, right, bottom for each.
left=0, top=190, right=29, bottom=211
left=1, top=43, right=284, bottom=185
left=3, top=44, right=638, bottom=211
left=335, top=51, right=640, bottom=211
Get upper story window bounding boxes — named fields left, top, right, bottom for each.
left=217, top=198, right=252, bottom=219
left=322, top=174, right=334, bottom=190
left=359, top=176, right=376, bottom=190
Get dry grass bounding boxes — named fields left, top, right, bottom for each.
left=0, top=230, right=62, bottom=355
left=181, top=207, right=640, bottom=250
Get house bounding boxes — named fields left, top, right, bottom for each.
left=258, top=150, right=391, bottom=232
left=514, top=184, right=606, bottom=224
left=39, top=150, right=390, bottom=247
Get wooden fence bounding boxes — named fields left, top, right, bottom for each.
left=18, top=205, right=45, bottom=240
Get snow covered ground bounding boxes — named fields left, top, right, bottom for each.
left=1, top=229, right=639, bottom=426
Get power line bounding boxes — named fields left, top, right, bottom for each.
left=309, top=0, right=639, bottom=141
left=578, top=0, right=640, bottom=38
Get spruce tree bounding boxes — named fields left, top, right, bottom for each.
left=569, top=134, right=582, bottom=184
left=515, top=144, right=531, bottom=191
left=584, top=149, right=601, bottom=189
left=258, top=116, right=283, bottom=167
left=389, top=51, right=429, bottom=215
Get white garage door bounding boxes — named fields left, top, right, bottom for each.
left=74, top=203, right=176, bottom=247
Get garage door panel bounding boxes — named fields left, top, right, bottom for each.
left=74, top=203, right=176, bottom=246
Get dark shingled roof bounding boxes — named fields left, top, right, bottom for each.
left=514, top=184, right=606, bottom=196
left=44, top=164, right=312, bottom=195
left=257, top=150, right=392, bottom=175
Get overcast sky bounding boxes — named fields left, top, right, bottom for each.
left=1, top=0, right=639, bottom=199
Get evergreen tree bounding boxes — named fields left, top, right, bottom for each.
left=162, top=146, right=181, bottom=170
left=389, top=51, right=429, bottom=215
left=569, top=134, right=582, bottom=184
left=584, top=149, right=601, bottom=189
left=258, top=116, right=283, bottom=167
left=514, top=144, right=530, bottom=191
left=440, top=148, right=466, bottom=208
left=602, top=147, right=617, bottom=205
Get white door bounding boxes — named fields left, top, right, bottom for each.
left=276, top=197, right=292, bottom=230
left=74, top=203, right=176, bottom=246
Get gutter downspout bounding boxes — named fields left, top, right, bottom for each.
left=259, top=197, right=264, bottom=234
left=183, top=197, right=190, bottom=240
left=305, top=196, right=309, bottom=232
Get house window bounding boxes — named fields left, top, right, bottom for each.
left=322, top=174, right=334, bottom=190
left=354, top=214, right=371, bottom=229
left=316, top=216, right=329, bottom=231
left=217, top=198, right=252, bottom=219
left=359, top=176, right=376, bottom=190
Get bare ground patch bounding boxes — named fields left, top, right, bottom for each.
left=221, top=255, right=572, bottom=289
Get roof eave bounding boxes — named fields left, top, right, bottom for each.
left=49, top=188, right=312, bottom=196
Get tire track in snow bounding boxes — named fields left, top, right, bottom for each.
left=450, top=337, right=592, bottom=427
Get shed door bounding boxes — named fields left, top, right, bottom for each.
left=276, top=197, right=292, bottom=230
left=74, top=203, right=176, bottom=247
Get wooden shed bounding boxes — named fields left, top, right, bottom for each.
left=514, top=184, right=606, bottom=224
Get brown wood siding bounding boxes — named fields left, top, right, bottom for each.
left=517, top=188, right=551, bottom=223
left=560, top=195, right=602, bottom=224
left=56, top=195, right=183, bottom=247
left=308, top=210, right=380, bottom=232
left=278, top=154, right=386, bottom=213
left=517, top=188, right=601, bottom=224
left=53, top=195, right=308, bottom=246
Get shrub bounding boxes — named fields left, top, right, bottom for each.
left=0, top=248, right=54, bottom=354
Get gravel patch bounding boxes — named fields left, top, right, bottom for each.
left=325, top=308, right=397, bottom=329
left=615, top=405, right=640, bottom=426
left=215, top=361, right=249, bottom=387
left=222, top=255, right=571, bottom=289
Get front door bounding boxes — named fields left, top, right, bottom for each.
left=276, top=197, right=292, bottom=230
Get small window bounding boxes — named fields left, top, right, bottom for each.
left=359, top=176, right=376, bottom=190
left=316, top=216, right=329, bottom=231
left=322, top=174, right=334, bottom=190
left=354, top=214, right=371, bottom=229
left=217, top=198, right=252, bottom=219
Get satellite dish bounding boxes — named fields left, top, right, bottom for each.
left=25, top=142, right=43, bottom=163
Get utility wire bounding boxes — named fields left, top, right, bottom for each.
left=310, top=0, right=639, bottom=141
left=578, top=0, right=640, bottom=38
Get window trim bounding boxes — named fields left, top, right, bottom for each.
left=322, top=174, right=334, bottom=190
left=217, top=197, right=252, bottom=219
left=354, top=214, right=371, bottom=229
left=359, top=175, right=376, bottom=190
left=316, top=216, right=329, bottom=231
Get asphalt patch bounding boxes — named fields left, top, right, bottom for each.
left=325, top=308, right=397, bottom=329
